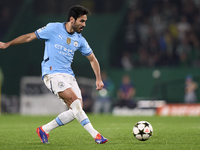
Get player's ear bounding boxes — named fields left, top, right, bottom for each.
left=70, top=16, right=75, bottom=24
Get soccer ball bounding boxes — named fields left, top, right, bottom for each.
left=133, top=121, right=153, bottom=141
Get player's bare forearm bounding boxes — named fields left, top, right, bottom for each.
left=86, top=53, right=104, bottom=90
left=0, top=32, right=37, bottom=49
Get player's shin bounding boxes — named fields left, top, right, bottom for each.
left=70, top=99, right=98, bottom=138
left=42, top=109, right=75, bottom=134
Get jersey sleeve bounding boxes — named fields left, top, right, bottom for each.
left=35, top=23, right=54, bottom=40
left=79, top=37, right=93, bottom=56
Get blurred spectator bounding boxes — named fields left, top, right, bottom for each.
left=121, top=51, right=134, bottom=70
left=117, top=0, right=200, bottom=69
left=150, top=5, right=167, bottom=36
left=183, top=0, right=198, bottom=24
left=115, top=74, right=136, bottom=108
left=176, top=15, right=191, bottom=40
left=123, top=9, right=140, bottom=53
left=136, top=46, right=149, bottom=67
left=138, top=17, right=151, bottom=43
left=176, top=37, right=192, bottom=67
left=93, top=71, right=114, bottom=114
left=184, top=75, right=198, bottom=103
left=188, top=33, right=200, bottom=67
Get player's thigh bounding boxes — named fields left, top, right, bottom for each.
left=59, top=88, right=83, bottom=108
left=58, top=73, right=82, bottom=100
left=71, top=78, right=82, bottom=100
left=58, top=88, right=79, bottom=106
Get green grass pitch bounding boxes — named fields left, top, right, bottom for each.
left=0, top=114, right=200, bottom=150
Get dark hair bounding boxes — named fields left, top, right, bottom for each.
left=67, top=5, right=90, bottom=21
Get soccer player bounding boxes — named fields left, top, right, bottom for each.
left=0, top=5, right=108, bottom=144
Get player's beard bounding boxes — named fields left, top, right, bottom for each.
left=72, top=23, right=83, bottom=33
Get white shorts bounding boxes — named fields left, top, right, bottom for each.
left=43, top=73, right=82, bottom=100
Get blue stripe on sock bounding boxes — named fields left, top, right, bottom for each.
left=81, top=118, right=90, bottom=126
left=55, top=117, right=64, bottom=126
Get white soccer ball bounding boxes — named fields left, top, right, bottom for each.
left=133, top=121, right=153, bottom=141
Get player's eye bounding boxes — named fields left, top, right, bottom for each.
left=80, top=19, right=86, bottom=23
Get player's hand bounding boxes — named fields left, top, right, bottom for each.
left=96, top=80, right=104, bottom=90
left=0, top=42, right=9, bottom=49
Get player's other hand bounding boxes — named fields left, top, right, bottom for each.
left=96, top=80, right=104, bottom=90
left=0, top=42, right=9, bottom=49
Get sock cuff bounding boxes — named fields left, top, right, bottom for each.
left=80, top=118, right=90, bottom=126
left=55, top=117, right=64, bottom=126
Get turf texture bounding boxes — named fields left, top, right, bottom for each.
left=0, top=114, right=199, bottom=150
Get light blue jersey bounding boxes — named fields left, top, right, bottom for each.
left=35, top=22, right=93, bottom=78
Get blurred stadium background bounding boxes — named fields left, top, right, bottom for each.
left=0, top=0, right=200, bottom=116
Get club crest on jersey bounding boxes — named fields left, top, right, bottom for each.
left=67, top=38, right=71, bottom=44
left=58, top=82, right=65, bottom=88
left=74, top=41, right=78, bottom=47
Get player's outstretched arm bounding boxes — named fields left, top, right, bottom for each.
left=86, top=53, right=104, bottom=90
left=0, top=32, right=37, bottom=49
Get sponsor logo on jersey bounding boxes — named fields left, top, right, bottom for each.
left=67, top=38, right=71, bottom=44
left=74, top=41, right=78, bottom=47
left=54, top=44, right=74, bottom=56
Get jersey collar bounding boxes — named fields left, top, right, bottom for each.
left=63, top=22, right=75, bottom=35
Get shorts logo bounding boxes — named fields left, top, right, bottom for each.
left=67, top=38, right=71, bottom=44
left=74, top=41, right=78, bottom=47
left=58, top=82, right=65, bottom=88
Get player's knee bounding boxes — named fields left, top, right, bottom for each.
left=70, top=99, right=82, bottom=112
left=58, top=88, right=78, bottom=101
left=70, top=99, right=88, bottom=124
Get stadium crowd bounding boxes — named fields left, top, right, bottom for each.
left=1, top=0, right=200, bottom=69
left=120, top=0, right=200, bottom=69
